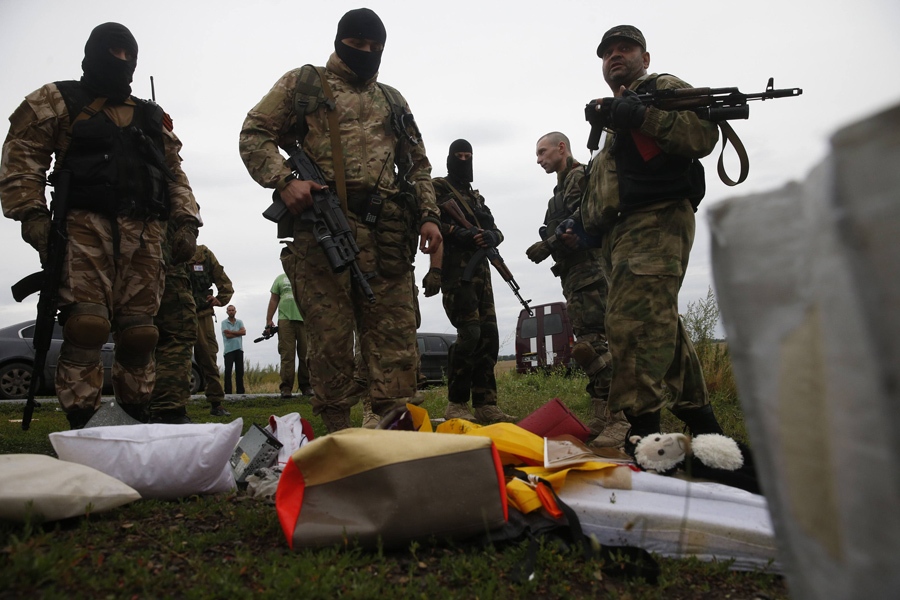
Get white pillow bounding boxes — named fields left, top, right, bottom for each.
left=50, top=419, right=242, bottom=500
left=0, top=454, right=141, bottom=522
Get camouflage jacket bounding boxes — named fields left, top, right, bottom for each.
left=189, top=244, right=233, bottom=317
left=0, top=82, right=199, bottom=225
left=433, top=176, right=502, bottom=288
left=542, top=158, right=605, bottom=292
left=239, top=53, right=440, bottom=230
left=582, top=73, right=719, bottom=234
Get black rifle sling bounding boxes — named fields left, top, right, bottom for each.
left=715, top=121, right=749, bottom=186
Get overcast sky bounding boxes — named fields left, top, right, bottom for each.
left=2, top=0, right=899, bottom=369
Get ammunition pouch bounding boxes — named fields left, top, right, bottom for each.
left=374, top=192, right=417, bottom=277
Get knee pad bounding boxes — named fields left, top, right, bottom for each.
left=115, top=315, right=159, bottom=368
left=61, top=303, right=111, bottom=365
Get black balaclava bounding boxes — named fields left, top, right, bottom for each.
left=447, top=139, right=473, bottom=183
left=81, top=22, right=138, bottom=102
left=334, top=8, right=386, bottom=82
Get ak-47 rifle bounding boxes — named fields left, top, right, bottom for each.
left=10, top=169, right=72, bottom=430
left=263, top=148, right=376, bottom=304
left=441, top=198, right=533, bottom=316
left=585, top=77, right=802, bottom=185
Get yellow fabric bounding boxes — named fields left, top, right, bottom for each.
left=407, top=403, right=433, bottom=432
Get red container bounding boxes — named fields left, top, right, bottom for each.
left=516, top=398, right=591, bottom=442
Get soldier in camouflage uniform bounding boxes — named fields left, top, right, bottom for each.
left=576, top=26, right=725, bottom=452
left=239, top=9, right=442, bottom=433
left=0, top=23, right=200, bottom=428
left=189, top=243, right=233, bottom=417
left=149, top=218, right=199, bottom=424
left=433, top=140, right=516, bottom=425
left=528, top=132, right=628, bottom=447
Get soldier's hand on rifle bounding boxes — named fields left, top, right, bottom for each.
left=21, top=213, right=51, bottom=265
left=526, top=240, right=552, bottom=264
left=454, top=226, right=481, bottom=249
left=608, top=88, right=647, bottom=130
left=280, top=178, right=326, bottom=214
left=208, top=296, right=222, bottom=307
left=419, top=221, right=442, bottom=254
left=475, top=230, right=500, bottom=248
left=422, top=267, right=441, bottom=297
left=556, top=218, right=581, bottom=250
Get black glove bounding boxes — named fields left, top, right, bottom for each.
left=526, top=241, right=552, bottom=264
left=454, top=226, right=480, bottom=249
left=422, top=268, right=441, bottom=297
left=21, top=214, right=51, bottom=265
left=608, top=90, right=647, bottom=130
left=478, top=230, right=500, bottom=248
left=585, top=99, right=610, bottom=129
left=555, top=218, right=603, bottom=249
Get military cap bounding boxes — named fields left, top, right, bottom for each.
left=596, top=25, right=646, bottom=57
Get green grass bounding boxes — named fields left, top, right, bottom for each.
left=0, top=362, right=786, bottom=599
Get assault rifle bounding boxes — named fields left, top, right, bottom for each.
left=263, top=149, right=376, bottom=304
left=10, top=170, right=73, bottom=430
left=441, top=198, right=533, bottom=316
left=585, top=77, right=802, bottom=185
left=254, top=325, right=279, bottom=343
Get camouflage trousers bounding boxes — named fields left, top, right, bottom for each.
left=602, top=199, right=708, bottom=416
left=562, top=275, right=610, bottom=397
left=277, top=319, right=310, bottom=394
left=442, top=269, right=499, bottom=408
left=150, top=270, right=197, bottom=412
left=280, top=221, right=418, bottom=416
left=56, top=210, right=164, bottom=411
left=195, top=311, right=224, bottom=403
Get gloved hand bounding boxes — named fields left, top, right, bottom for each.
left=21, top=214, right=50, bottom=265
left=477, top=230, right=501, bottom=248
left=608, top=90, right=647, bottom=130
left=422, top=267, right=442, bottom=297
left=454, top=226, right=481, bottom=249
left=526, top=241, right=552, bottom=264
left=585, top=99, right=610, bottom=129
left=170, top=221, right=199, bottom=264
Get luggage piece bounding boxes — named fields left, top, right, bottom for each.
left=276, top=428, right=507, bottom=549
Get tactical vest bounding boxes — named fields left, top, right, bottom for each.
left=189, top=250, right=213, bottom=310
left=612, top=75, right=706, bottom=211
left=545, top=164, right=594, bottom=275
left=55, top=81, right=171, bottom=220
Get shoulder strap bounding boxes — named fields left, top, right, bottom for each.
left=311, top=66, right=348, bottom=213
left=438, top=178, right=481, bottom=229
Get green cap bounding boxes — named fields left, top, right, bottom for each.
left=596, top=25, right=646, bottom=57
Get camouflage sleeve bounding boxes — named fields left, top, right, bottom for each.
left=0, top=84, right=64, bottom=221
left=207, top=249, right=234, bottom=306
left=639, top=75, right=719, bottom=159
left=563, top=167, right=588, bottom=216
left=161, top=124, right=200, bottom=227
left=396, top=96, right=439, bottom=227
left=239, top=69, right=300, bottom=191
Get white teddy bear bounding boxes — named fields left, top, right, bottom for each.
left=631, top=432, right=745, bottom=474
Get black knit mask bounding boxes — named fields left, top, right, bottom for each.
left=334, top=8, right=386, bottom=82
left=81, top=22, right=138, bottom=102
left=447, top=139, right=474, bottom=183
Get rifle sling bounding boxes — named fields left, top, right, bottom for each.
left=440, top=179, right=481, bottom=229
left=715, top=121, right=749, bottom=186
left=312, top=67, right=349, bottom=215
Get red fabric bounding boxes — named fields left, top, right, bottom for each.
left=516, top=398, right=592, bottom=442
left=275, top=458, right=305, bottom=549
left=490, top=443, right=509, bottom=522
left=630, top=130, right=662, bottom=161
left=300, top=417, right=315, bottom=441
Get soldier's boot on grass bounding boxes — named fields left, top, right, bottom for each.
left=66, top=407, right=97, bottom=430
left=210, top=403, right=231, bottom=417
left=149, top=406, right=193, bottom=425
left=362, top=398, right=381, bottom=429
left=474, top=404, right=518, bottom=425
left=444, top=401, right=476, bottom=422
left=587, top=397, right=630, bottom=448
left=321, top=407, right=352, bottom=433
left=120, top=402, right=149, bottom=424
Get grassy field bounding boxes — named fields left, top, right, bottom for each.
left=0, top=351, right=786, bottom=599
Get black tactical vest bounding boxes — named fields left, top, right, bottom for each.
left=189, top=252, right=213, bottom=310
left=55, top=80, right=171, bottom=220
left=612, top=75, right=706, bottom=211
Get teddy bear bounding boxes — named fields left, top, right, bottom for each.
left=630, top=432, right=761, bottom=495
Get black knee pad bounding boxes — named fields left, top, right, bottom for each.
left=60, top=303, right=110, bottom=365
left=116, top=316, right=159, bottom=368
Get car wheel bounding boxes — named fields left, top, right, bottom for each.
left=0, top=362, right=33, bottom=400
left=190, top=364, right=203, bottom=395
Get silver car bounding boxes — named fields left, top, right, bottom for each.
left=0, top=320, right=205, bottom=400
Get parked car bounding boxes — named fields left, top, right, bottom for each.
left=515, top=302, right=575, bottom=374
left=417, top=331, right=457, bottom=386
left=0, top=319, right=205, bottom=400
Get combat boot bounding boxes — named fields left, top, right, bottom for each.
left=672, top=404, right=724, bottom=436
left=321, top=407, right=352, bottom=433
left=66, top=407, right=97, bottom=430
left=120, top=402, right=149, bottom=423
left=149, top=406, right=193, bottom=425
left=587, top=398, right=630, bottom=448
left=622, top=409, right=662, bottom=458
left=474, top=404, right=518, bottom=425
left=444, top=401, right=476, bottom=421
left=362, top=398, right=381, bottom=429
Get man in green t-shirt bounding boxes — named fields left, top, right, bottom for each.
left=266, top=273, right=312, bottom=398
